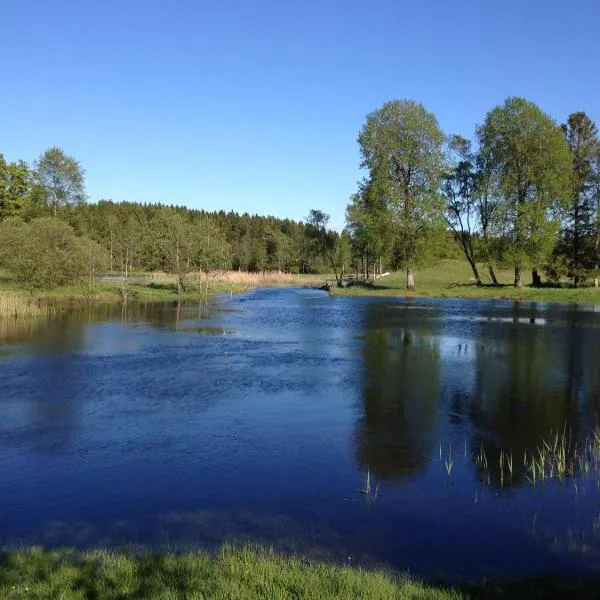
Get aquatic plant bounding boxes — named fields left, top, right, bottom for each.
left=358, top=469, right=380, bottom=504
left=0, top=294, right=50, bottom=319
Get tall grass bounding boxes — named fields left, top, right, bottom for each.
left=0, top=294, right=49, bottom=319
left=145, top=270, right=325, bottom=287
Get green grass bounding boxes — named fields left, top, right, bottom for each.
left=2, top=545, right=600, bottom=599
left=335, top=260, right=600, bottom=305
left=0, top=545, right=458, bottom=600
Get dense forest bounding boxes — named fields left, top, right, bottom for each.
left=1, top=96, right=599, bottom=293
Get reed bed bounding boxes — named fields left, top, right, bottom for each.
left=0, top=293, right=49, bottom=319
left=438, top=426, right=600, bottom=490
left=144, top=270, right=322, bottom=285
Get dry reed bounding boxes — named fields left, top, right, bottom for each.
left=0, top=293, right=48, bottom=319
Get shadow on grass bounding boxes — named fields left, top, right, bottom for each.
left=146, top=282, right=179, bottom=293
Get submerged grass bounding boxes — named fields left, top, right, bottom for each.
left=462, top=426, right=600, bottom=491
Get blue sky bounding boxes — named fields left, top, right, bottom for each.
left=1, top=0, right=598, bottom=230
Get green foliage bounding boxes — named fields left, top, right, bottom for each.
left=0, top=155, right=30, bottom=221
left=305, top=209, right=352, bottom=283
left=356, top=99, right=446, bottom=287
left=33, top=146, right=86, bottom=216
left=442, top=135, right=483, bottom=283
left=0, top=217, right=92, bottom=291
left=478, top=97, right=571, bottom=285
left=561, top=112, right=600, bottom=284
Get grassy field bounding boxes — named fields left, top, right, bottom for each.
left=2, top=544, right=599, bottom=600
left=334, top=260, right=600, bottom=305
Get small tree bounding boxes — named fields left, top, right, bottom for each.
left=442, top=135, right=482, bottom=284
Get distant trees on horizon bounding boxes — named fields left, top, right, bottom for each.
left=1, top=95, right=599, bottom=292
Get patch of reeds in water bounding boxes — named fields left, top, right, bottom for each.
left=473, top=427, right=600, bottom=490
left=145, top=270, right=323, bottom=287
left=0, top=293, right=50, bottom=319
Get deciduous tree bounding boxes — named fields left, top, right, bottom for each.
left=478, top=98, right=571, bottom=287
left=358, top=100, right=445, bottom=290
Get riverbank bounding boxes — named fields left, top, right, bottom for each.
left=3, top=262, right=600, bottom=318
left=333, top=260, right=600, bottom=305
left=0, top=271, right=324, bottom=317
left=1, top=544, right=598, bottom=599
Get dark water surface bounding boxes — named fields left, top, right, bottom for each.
left=2, top=288, right=600, bottom=580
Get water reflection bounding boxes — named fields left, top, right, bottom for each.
left=3, top=292, right=600, bottom=578
left=355, top=302, right=441, bottom=481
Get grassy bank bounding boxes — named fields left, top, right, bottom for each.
left=0, top=270, right=325, bottom=314
left=334, top=260, right=600, bottom=305
left=0, top=545, right=455, bottom=600
left=2, top=545, right=599, bottom=600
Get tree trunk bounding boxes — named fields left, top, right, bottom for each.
left=467, top=258, right=482, bottom=286
left=514, top=265, right=522, bottom=288
left=407, top=268, right=415, bottom=291
left=532, top=269, right=541, bottom=286
left=488, top=264, right=499, bottom=286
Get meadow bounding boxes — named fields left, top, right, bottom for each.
left=334, top=260, right=600, bottom=305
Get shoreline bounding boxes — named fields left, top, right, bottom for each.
left=1, top=544, right=597, bottom=599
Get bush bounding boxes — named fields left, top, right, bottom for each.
left=0, top=217, right=101, bottom=291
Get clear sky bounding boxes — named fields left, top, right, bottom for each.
left=1, top=0, right=598, bottom=230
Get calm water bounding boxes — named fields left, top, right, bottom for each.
left=2, top=288, right=600, bottom=580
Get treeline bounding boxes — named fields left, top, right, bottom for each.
left=349, top=97, right=600, bottom=288
left=0, top=148, right=353, bottom=292
left=3, top=95, right=597, bottom=294
left=0, top=145, right=459, bottom=293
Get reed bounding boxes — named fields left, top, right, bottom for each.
left=0, top=293, right=50, bottom=319
left=145, top=270, right=324, bottom=287
left=358, top=468, right=380, bottom=504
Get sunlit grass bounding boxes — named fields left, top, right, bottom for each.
left=0, top=544, right=460, bottom=600
left=335, top=260, right=600, bottom=305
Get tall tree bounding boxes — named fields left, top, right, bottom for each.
left=34, top=147, right=86, bottom=216
left=358, top=100, right=445, bottom=290
left=442, top=135, right=482, bottom=284
left=478, top=98, right=571, bottom=287
left=561, top=112, right=599, bottom=285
